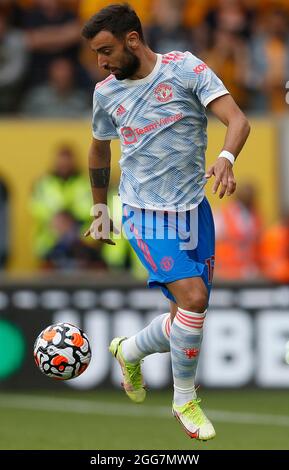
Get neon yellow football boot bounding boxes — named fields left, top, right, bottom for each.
left=172, top=398, right=216, bottom=441
left=109, top=337, right=146, bottom=404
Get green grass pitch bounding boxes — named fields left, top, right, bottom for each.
left=0, top=389, right=288, bottom=450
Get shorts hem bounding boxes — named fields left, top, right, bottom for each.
left=148, top=267, right=205, bottom=289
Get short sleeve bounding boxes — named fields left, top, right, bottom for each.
left=92, top=92, right=118, bottom=140
left=182, top=52, right=229, bottom=107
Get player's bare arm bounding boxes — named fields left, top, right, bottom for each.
left=84, top=137, right=117, bottom=245
left=205, top=94, right=250, bottom=199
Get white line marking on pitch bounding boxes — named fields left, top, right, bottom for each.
left=0, top=393, right=289, bottom=427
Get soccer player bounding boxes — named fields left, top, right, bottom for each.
left=82, top=3, right=250, bottom=441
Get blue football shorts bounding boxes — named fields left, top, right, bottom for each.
left=122, top=197, right=215, bottom=303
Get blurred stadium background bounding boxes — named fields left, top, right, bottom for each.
left=0, top=0, right=289, bottom=450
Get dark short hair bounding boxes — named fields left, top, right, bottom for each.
left=81, top=3, right=145, bottom=43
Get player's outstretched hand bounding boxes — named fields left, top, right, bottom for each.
left=84, top=216, right=119, bottom=245
left=205, top=157, right=236, bottom=199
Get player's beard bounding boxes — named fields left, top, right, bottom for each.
left=113, top=45, right=140, bottom=80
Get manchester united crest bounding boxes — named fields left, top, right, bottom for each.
left=154, top=83, right=173, bottom=103
left=160, top=256, right=174, bottom=271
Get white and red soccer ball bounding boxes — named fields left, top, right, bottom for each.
left=34, top=323, right=91, bottom=380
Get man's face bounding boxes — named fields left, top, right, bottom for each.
left=90, top=30, right=140, bottom=80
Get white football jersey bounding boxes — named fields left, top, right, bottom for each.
left=92, top=51, right=229, bottom=211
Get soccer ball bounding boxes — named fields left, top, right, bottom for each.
left=34, top=323, right=91, bottom=380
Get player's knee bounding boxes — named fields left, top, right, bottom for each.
left=178, top=291, right=208, bottom=313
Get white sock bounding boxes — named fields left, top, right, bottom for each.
left=170, top=307, right=206, bottom=406
left=173, top=385, right=197, bottom=406
left=120, top=313, right=171, bottom=363
left=121, top=335, right=145, bottom=363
